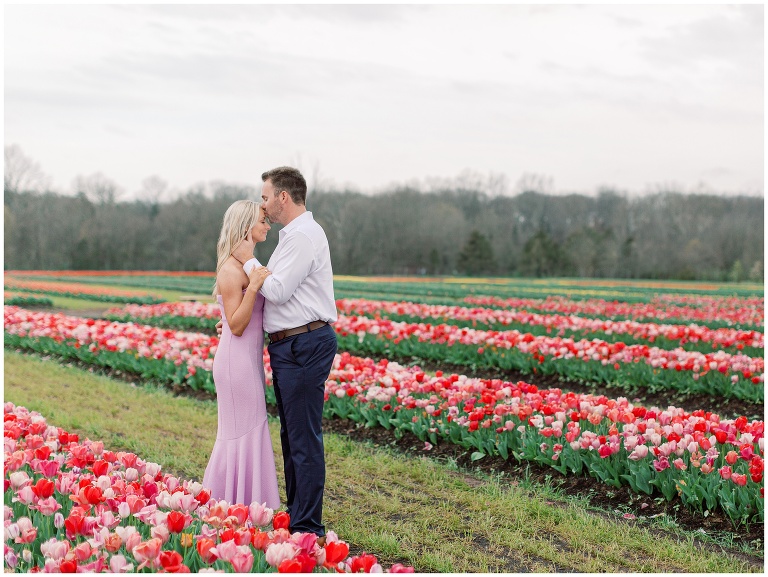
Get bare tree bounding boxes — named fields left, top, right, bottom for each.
left=138, top=175, right=169, bottom=204
left=72, top=173, right=123, bottom=204
left=4, top=145, right=50, bottom=193
left=515, top=172, right=554, bottom=195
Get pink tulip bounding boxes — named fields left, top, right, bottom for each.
left=33, top=458, right=62, bottom=478
left=211, top=539, right=239, bottom=562
left=731, top=473, right=748, bottom=486
left=13, top=485, right=36, bottom=505
left=154, top=490, right=172, bottom=509
left=652, top=456, right=670, bottom=472
left=36, top=496, right=62, bottom=516
left=628, top=445, right=649, bottom=461
left=109, top=554, right=134, bottom=573
left=4, top=549, right=18, bottom=569
left=230, top=548, right=255, bottom=573
left=659, top=441, right=677, bottom=457
left=249, top=501, right=274, bottom=527
left=623, top=435, right=639, bottom=451
left=40, top=538, right=70, bottom=561
left=291, top=531, right=319, bottom=554
left=170, top=491, right=198, bottom=513
left=8, top=471, right=30, bottom=490
left=718, top=466, right=732, bottom=480
left=150, top=523, right=170, bottom=543
left=14, top=517, right=37, bottom=544
left=72, top=541, right=94, bottom=562
left=265, top=542, right=299, bottom=567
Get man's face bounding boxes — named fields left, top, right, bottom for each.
left=261, top=179, right=284, bottom=225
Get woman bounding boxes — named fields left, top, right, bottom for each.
left=203, top=200, right=280, bottom=508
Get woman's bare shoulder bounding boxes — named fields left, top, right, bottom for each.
left=217, top=260, right=248, bottom=290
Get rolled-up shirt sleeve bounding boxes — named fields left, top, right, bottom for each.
left=260, top=232, right=314, bottom=305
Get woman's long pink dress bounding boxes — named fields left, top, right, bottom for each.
left=203, top=292, right=280, bottom=508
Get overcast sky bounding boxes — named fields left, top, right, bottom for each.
left=4, top=3, right=764, bottom=198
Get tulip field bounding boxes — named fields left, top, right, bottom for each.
left=4, top=402, right=406, bottom=573
left=3, top=271, right=765, bottom=572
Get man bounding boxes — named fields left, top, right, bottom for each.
left=244, top=166, right=337, bottom=545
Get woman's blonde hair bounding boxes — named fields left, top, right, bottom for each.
left=212, top=199, right=262, bottom=296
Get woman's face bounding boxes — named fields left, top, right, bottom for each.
left=249, top=208, right=271, bottom=243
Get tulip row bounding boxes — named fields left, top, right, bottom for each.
left=3, top=402, right=413, bottom=573
left=4, top=306, right=218, bottom=393
left=463, top=295, right=764, bottom=329
left=3, top=307, right=763, bottom=524
left=5, top=270, right=215, bottom=277
left=100, top=303, right=765, bottom=402
left=334, top=298, right=764, bottom=353
left=4, top=293, right=54, bottom=308
left=3, top=278, right=165, bottom=305
left=331, top=315, right=764, bottom=403
left=321, top=352, right=763, bottom=525
left=15, top=274, right=217, bottom=296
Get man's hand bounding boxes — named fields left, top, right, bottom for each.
left=215, top=319, right=223, bottom=336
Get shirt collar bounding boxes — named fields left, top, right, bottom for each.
left=279, top=211, right=313, bottom=237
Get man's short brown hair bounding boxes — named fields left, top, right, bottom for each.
left=262, top=166, right=307, bottom=205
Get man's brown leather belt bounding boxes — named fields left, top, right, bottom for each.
left=268, top=321, right=328, bottom=344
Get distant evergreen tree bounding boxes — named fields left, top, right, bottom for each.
left=520, top=229, right=569, bottom=277
left=457, top=230, right=496, bottom=275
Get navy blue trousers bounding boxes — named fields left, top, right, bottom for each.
left=267, top=323, right=337, bottom=537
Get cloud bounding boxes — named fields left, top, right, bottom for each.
left=638, top=5, right=763, bottom=74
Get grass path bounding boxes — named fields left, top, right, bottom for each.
left=4, top=350, right=761, bottom=573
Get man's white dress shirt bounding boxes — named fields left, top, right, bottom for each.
left=244, top=211, right=337, bottom=334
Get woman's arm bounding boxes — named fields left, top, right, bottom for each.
left=219, top=264, right=271, bottom=337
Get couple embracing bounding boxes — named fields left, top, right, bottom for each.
left=203, top=166, right=337, bottom=546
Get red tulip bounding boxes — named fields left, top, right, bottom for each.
left=31, top=478, right=55, bottom=499
left=159, top=551, right=185, bottom=572
left=714, top=430, right=728, bottom=444
left=92, top=460, right=109, bottom=477
left=278, top=559, right=303, bottom=573
left=350, top=553, right=379, bottom=573
left=298, top=552, right=317, bottom=572
left=166, top=510, right=188, bottom=533
left=273, top=511, right=291, bottom=530
left=83, top=485, right=105, bottom=505
left=35, top=445, right=52, bottom=461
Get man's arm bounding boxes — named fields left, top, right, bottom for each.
left=259, top=233, right=314, bottom=305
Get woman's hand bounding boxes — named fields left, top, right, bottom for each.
left=247, top=266, right=271, bottom=292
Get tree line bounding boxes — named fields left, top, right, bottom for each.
left=4, top=177, right=763, bottom=281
